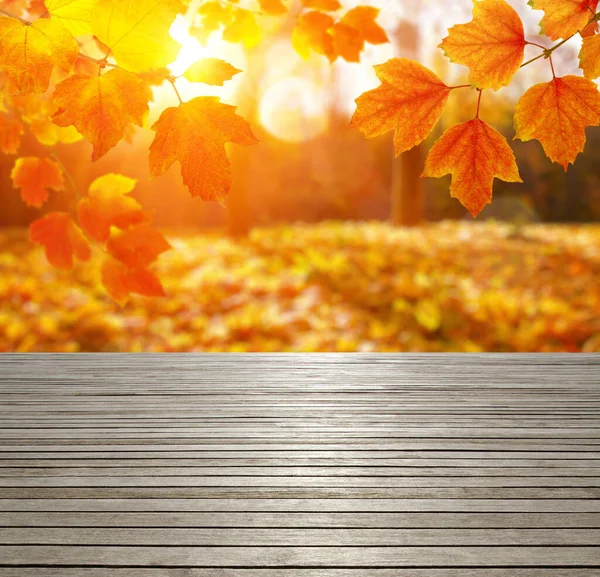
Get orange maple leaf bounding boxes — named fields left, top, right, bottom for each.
left=101, top=257, right=166, bottom=304
left=0, top=17, right=78, bottom=93
left=350, top=58, right=451, bottom=156
left=149, top=96, right=259, bottom=202
left=11, top=157, right=65, bottom=208
left=52, top=69, right=152, bottom=161
left=292, top=10, right=336, bottom=61
left=580, top=20, right=599, bottom=37
left=331, top=22, right=363, bottom=62
left=107, top=224, right=171, bottom=269
left=514, top=75, right=600, bottom=170
left=258, top=0, right=287, bottom=16
left=529, top=0, right=598, bottom=40
left=0, top=114, right=23, bottom=154
left=302, top=0, right=341, bottom=11
left=183, top=58, right=242, bottom=86
left=440, top=0, right=525, bottom=91
left=423, top=118, right=522, bottom=217
left=29, top=212, right=91, bottom=270
left=77, top=174, right=150, bottom=243
left=579, top=34, right=600, bottom=78
left=341, top=6, right=388, bottom=45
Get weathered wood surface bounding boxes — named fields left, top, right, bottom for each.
left=0, top=353, right=598, bottom=576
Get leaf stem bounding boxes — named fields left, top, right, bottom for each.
left=50, top=151, right=82, bottom=200
left=475, top=89, right=483, bottom=119
left=450, top=84, right=472, bottom=90
left=169, top=78, right=184, bottom=104
left=521, top=11, right=600, bottom=70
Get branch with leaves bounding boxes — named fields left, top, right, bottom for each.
left=351, top=0, right=600, bottom=216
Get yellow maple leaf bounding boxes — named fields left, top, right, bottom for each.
left=149, top=96, right=259, bottom=202
left=44, top=0, right=95, bottom=36
left=91, top=0, right=183, bottom=72
left=423, top=118, right=522, bottom=217
left=183, top=58, right=242, bottom=85
left=440, top=0, right=525, bottom=91
left=52, top=68, right=152, bottom=161
left=514, top=75, right=600, bottom=170
left=223, top=8, right=262, bottom=48
left=350, top=58, right=451, bottom=156
left=0, top=17, right=78, bottom=93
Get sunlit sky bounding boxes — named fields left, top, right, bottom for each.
left=156, top=0, right=589, bottom=142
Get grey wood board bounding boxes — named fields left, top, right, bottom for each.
left=0, top=353, right=599, bottom=572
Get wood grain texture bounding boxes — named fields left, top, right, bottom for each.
left=0, top=353, right=598, bottom=574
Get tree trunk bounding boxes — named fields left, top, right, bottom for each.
left=391, top=144, right=424, bottom=226
left=390, top=19, right=424, bottom=227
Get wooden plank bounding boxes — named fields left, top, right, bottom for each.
left=0, top=354, right=598, bottom=573
left=1, top=527, right=598, bottom=546
left=0, top=570, right=598, bottom=577
left=1, top=498, right=597, bottom=512
left=1, top=545, right=599, bottom=566
left=2, top=511, right=598, bottom=528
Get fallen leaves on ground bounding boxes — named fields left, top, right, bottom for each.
left=0, top=221, right=599, bottom=352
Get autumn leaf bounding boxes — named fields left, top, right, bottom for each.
left=529, top=0, right=598, bottom=40
left=29, top=212, right=91, bottom=270
left=107, top=224, right=171, bottom=269
left=331, top=22, right=363, bottom=62
left=101, top=257, right=165, bottom=304
left=580, top=20, right=599, bottom=37
left=0, top=17, right=78, bottom=93
left=91, top=0, right=183, bottom=72
left=258, top=0, right=287, bottom=16
left=341, top=6, right=388, bottom=45
left=28, top=116, right=82, bottom=147
left=149, top=96, right=259, bottom=202
left=183, top=58, right=242, bottom=85
left=292, top=10, right=336, bottom=61
left=223, top=9, right=262, bottom=48
left=350, top=58, right=451, bottom=156
left=440, top=0, right=525, bottom=90
left=514, top=75, right=600, bottom=170
left=0, top=114, right=23, bottom=154
left=580, top=34, right=600, bottom=78
left=44, top=0, right=95, bottom=36
left=11, top=157, right=65, bottom=208
left=197, top=1, right=234, bottom=39
left=52, top=68, right=152, bottom=161
left=423, top=118, right=522, bottom=217
left=302, top=0, right=341, bottom=11
left=78, top=174, right=150, bottom=243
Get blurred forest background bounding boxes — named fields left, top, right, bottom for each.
left=1, top=0, right=599, bottom=352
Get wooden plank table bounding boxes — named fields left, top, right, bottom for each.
left=0, top=353, right=598, bottom=576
